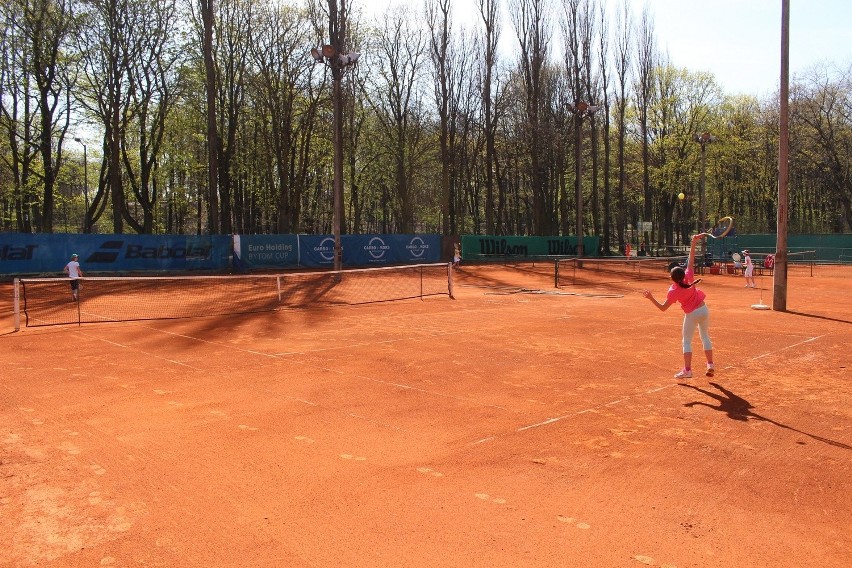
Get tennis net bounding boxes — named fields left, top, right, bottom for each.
left=14, top=263, right=453, bottom=328
left=555, top=256, right=686, bottom=287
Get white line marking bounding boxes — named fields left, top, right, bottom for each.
left=506, top=335, right=827, bottom=440
left=82, top=333, right=202, bottom=370
left=747, top=335, right=823, bottom=361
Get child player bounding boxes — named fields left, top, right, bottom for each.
left=641, top=234, right=715, bottom=379
left=64, top=253, right=84, bottom=301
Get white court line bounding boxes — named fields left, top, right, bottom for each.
left=134, top=327, right=282, bottom=359
left=273, top=330, right=468, bottom=356
left=746, top=335, right=824, bottom=361
left=124, top=323, right=511, bottom=411
left=515, top=387, right=668, bottom=433
left=506, top=333, right=825, bottom=438
left=85, top=323, right=825, bottom=438
left=82, top=332, right=203, bottom=370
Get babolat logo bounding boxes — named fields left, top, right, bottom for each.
left=86, top=240, right=123, bottom=263
left=126, top=244, right=212, bottom=259
left=0, top=244, right=38, bottom=260
left=86, top=240, right=213, bottom=263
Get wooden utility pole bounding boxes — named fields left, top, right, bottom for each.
left=773, top=0, right=789, bottom=311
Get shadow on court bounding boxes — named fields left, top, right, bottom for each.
left=680, top=382, right=852, bottom=451
left=785, top=310, right=852, bottom=325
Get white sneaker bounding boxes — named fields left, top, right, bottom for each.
left=706, top=364, right=715, bottom=377
left=674, top=369, right=693, bottom=379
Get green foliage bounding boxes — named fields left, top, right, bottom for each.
left=0, top=0, right=849, bottom=239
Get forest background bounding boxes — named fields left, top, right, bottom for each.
left=1, top=0, right=850, bottom=256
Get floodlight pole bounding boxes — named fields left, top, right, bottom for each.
left=331, top=61, right=344, bottom=272
left=567, top=100, right=599, bottom=260
left=774, top=0, right=790, bottom=311
left=311, top=43, right=359, bottom=272
left=74, top=137, right=89, bottom=233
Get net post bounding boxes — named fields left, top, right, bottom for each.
left=277, top=276, right=282, bottom=302
left=13, top=278, right=20, bottom=331
left=447, top=262, right=455, bottom=299
left=554, top=259, right=559, bottom=288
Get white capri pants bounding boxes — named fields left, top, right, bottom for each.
left=682, top=304, right=712, bottom=353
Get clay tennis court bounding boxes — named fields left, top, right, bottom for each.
left=1, top=262, right=850, bottom=567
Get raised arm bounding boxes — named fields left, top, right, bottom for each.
left=687, top=234, right=702, bottom=269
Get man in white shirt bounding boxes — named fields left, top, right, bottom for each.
left=64, top=253, right=84, bottom=301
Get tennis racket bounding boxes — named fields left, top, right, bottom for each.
left=699, top=216, right=734, bottom=239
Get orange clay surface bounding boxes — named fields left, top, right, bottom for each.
left=1, top=263, right=850, bottom=568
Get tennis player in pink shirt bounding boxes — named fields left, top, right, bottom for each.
left=642, top=234, right=715, bottom=379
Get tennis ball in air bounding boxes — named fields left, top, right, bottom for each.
left=678, top=192, right=685, bottom=200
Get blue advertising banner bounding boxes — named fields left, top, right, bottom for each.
left=298, top=235, right=338, bottom=267
left=0, top=232, right=443, bottom=275
left=298, top=234, right=442, bottom=268
left=234, top=234, right=299, bottom=270
left=0, top=233, right=230, bottom=275
left=343, top=234, right=440, bottom=266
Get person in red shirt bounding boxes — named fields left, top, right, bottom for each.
left=642, top=234, right=715, bottom=379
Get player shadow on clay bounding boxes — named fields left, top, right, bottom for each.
left=679, top=382, right=851, bottom=451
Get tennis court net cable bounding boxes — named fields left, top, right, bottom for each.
left=14, top=263, right=454, bottom=329
left=555, top=256, right=687, bottom=287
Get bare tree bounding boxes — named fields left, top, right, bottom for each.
left=367, top=7, right=427, bottom=233
left=122, top=0, right=182, bottom=233
left=563, top=0, right=596, bottom=243
left=512, top=0, right=552, bottom=235
left=426, top=0, right=453, bottom=236
left=578, top=0, right=600, bottom=246
left=248, top=2, right=317, bottom=233
left=597, top=0, right=613, bottom=253
left=1, top=0, right=76, bottom=233
left=635, top=5, right=656, bottom=232
left=612, top=0, right=632, bottom=253
left=791, top=65, right=852, bottom=232
left=77, top=0, right=141, bottom=234
left=199, top=0, right=219, bottom=233
left=211, top=0, right=251, bottom=235
left=0, top=4, right=39, bottom=232
left=478, top=0, right=501, bottom=234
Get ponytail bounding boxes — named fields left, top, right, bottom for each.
left=670, top=266, right=702, bottom=288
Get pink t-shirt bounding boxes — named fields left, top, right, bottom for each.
left=665, top=267, right=706, bottom=313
